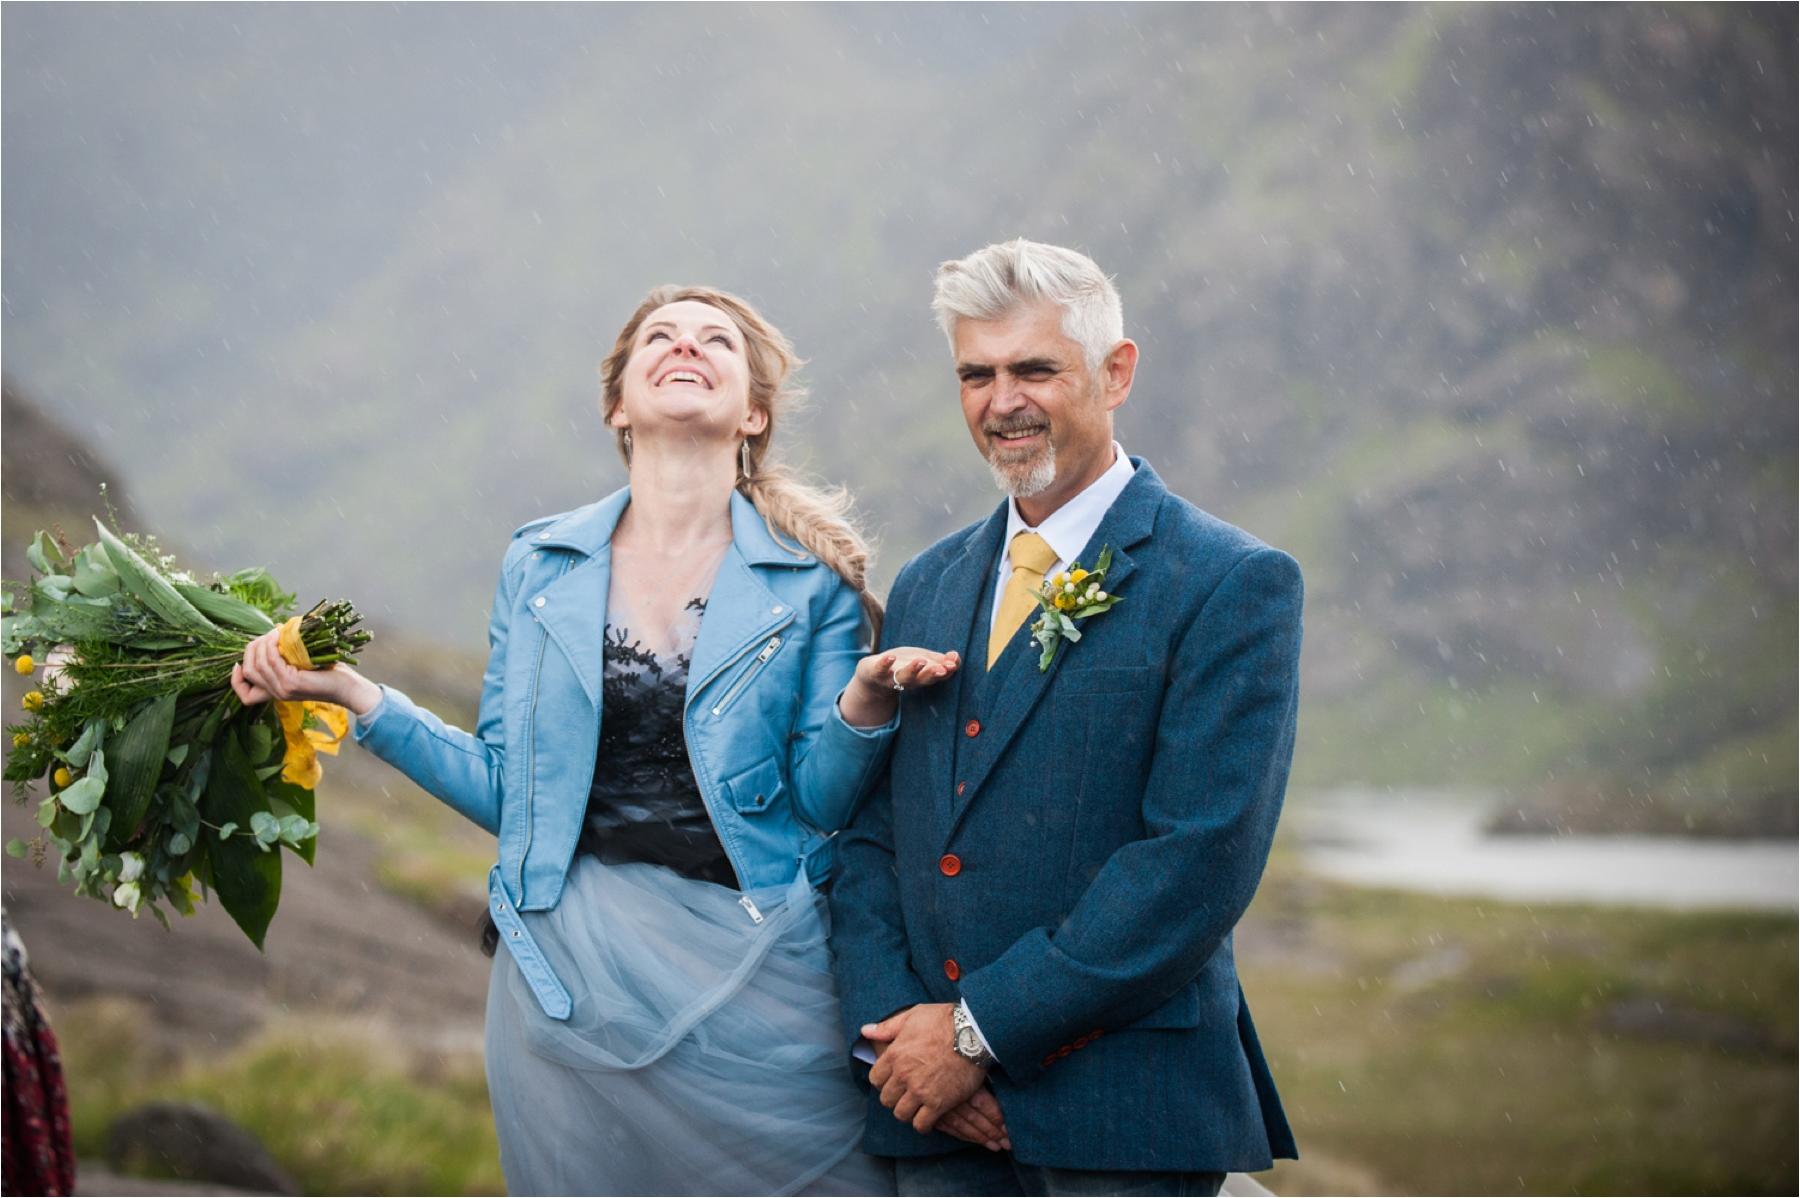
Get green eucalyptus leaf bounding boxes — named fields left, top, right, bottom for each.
left=167, top=832, right=192, bottom=855
left=166, top=743, right=189, bottom=767
left=26, top=532, right=65, bottom=575
left=5, top=839, right=27, bottom=858
left=34, top=575, right=75, bottom=603
left=265, top=779, right=317, bottom=865
left=36, top=798, right=57, bottom=828
left=1, top=612, right=45, bottom=655
left=57, top=776, right=106, bottom=816
left=60, top=720, right=107, bottom=769
left=28, top=595, right=118, bottom=641
left=216, top=821, right=238, bottom=840
left=71, top=547, right=122, bottom=597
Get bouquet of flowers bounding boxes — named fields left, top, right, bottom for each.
left=3, top=517, right=369, bottom=948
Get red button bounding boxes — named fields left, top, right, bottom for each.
left=943, top=958, right=961, bottom=981
left=1073, top=1034, right=1091, bottom=1049
left=964, top=719, right=981, bottom=738
left=1041, top=1055, right=1056, bottom=1068
left=955, top=781, right=967, bottom=797
left=939, top=854, right=962, bottom=877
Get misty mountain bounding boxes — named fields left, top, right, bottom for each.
left=4, top=3, right=1793, bottom=824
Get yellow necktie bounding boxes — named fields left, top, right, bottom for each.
left=988, top=531, right=1059, bottom=668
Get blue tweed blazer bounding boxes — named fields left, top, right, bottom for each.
left=829, top=459, right=1302, bottom=1173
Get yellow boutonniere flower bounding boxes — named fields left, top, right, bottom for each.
left=1028, top=546, right=1125, bottom=671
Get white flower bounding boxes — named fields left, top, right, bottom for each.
left=118, top=851, right=145, bottom=883
left=1063, top=582, right=1075, bottom=593
left=1095, top=591, right=1107, bottom=601
left=112, top=881, right=142, bottom=913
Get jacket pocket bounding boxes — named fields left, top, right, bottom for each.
left=1124, top=982, right=1202, bottom=1030
left=1058, top=665, right=1152, bottom=697
left=709, top=634, right=785, bottom=717
left=722, top=758, right=787, bottom=815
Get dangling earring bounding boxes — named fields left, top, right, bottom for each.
left=622, top=429, right=633, bottom=462
left=740, top=440, right=752, bottom=480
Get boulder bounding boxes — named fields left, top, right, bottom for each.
left=103, top=1102, right=298, bottom=1196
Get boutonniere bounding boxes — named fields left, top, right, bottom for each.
left=1029, top=545, right=1124, bottom=671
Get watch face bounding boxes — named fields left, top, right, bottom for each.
left=957, top=1026, right=981, bottom=1056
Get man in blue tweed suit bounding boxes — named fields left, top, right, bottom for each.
left=830, top=239, right=1302, bottom=1196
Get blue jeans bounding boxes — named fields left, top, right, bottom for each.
left=895, top=1150, right=1227, bottom=1197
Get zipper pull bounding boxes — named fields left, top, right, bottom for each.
left=738, top=895, right=765, bottom=925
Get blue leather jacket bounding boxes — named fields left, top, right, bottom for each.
left=353, top=487, right=898, bottom=1018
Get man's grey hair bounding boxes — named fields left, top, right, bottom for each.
left=931, top=238, right=1124, bottom=370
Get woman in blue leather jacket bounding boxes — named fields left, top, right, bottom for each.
left=232, top=286, right=963, bottom=1195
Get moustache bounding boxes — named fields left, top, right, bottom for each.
left=984, top=417, right=1050, bottom=437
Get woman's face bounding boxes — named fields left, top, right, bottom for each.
left=612, top=299, right=764, bottom=444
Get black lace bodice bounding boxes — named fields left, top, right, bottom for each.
left=577, top=598, right=738, bottom=889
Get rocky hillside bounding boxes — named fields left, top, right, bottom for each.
left=3, top=4, right=1793, bottom=826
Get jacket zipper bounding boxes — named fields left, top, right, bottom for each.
left=710, top=635, right=782, bottom=717
left=681, top=610, right=797, bottom=892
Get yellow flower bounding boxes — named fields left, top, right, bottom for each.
left=276, top=616, right=313, bottom=670
left=1070, top=568, right=1088, bottom=584
left=21, top=690, right=44, bottom=711
left=11, top=731, right=29, bottom=749
left=1049, top=572, right=1067, bottom=589
left=1054, top=592, right=1078, bottom=612
left=52, top=767, right=71, bottom=788
left=276, top=699, right=349, bottom=789
left=13, top=654, right=33, bottom=675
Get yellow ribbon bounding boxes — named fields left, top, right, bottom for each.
left=274, top=616, right=349, bottom=789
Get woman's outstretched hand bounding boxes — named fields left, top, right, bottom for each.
left=838, top=647, right=961, bottom=728
left=231, top=628, right=384, bottom=718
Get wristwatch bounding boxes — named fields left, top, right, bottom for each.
left=952, top=1000, right=996, bottom=1068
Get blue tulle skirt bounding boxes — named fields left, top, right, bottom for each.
left=484, top=854, right=895, bottom=1196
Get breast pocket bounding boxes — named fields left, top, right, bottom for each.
left=721, top=758, right=787, bottom=815
left=1058, top=665, right=1154, bottom=697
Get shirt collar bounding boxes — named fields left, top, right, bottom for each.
left=1002, top=442, right=1135, bottom=567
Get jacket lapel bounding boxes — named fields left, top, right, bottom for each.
left=947, top=461, right=1165, bottom=831
left=686, top=491, right=814, bottom=706
left=530, top=489, right=635, bottom=708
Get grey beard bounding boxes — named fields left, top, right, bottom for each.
left=985, top=442, right=1057, bottom=499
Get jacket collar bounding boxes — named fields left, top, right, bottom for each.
left=533, top=485, right=818, bottom=568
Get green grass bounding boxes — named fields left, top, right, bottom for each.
left=48, top=849, right=1797, bottom=1197
left=1247, top=855, right=1798, bottom=1196
left=57, top=999, right=503, bottom=1196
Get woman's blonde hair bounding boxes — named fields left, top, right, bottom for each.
left=599, top=285, right=882, bottom=641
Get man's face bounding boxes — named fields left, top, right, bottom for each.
left=953, top=301, right=1129, bottom=518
